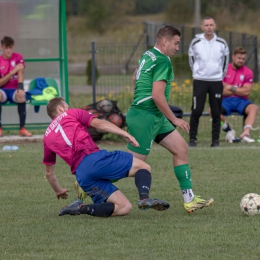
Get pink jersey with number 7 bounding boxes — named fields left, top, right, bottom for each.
left=43, top=108, right=100, bottom=173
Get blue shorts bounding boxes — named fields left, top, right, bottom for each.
left=222, top=97, right=252, bottom=116
left=76, top=150, right=133, bottom=204
left=0, top=89, right=17, bottom=103
left=0, top=89, right=30, bottom=103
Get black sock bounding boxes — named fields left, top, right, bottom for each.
left=18, top=102, right=26, bottom=129
left=79, top=202, right=115, bottom=217
left=135, top=169, right=151, bottom=200
left=0, top=103, right=2, bottom=128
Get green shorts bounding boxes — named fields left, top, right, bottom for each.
left=126, top=107, right=175, bottom=155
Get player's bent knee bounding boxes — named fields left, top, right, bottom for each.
left=137, top=159, right=151, bottom=172
left=246, top=104, right=258, bottom=117
left=0, top=91, right=3, bottom=102
left=177, top=141, right=188, bottom=155
left=116, top=201, right=132, bottom=216
left=183, top=142, right=188, bottom=152
left=14, top=90, right=26, bottom=103
left=176, top=150, right=188, bottom=161
left=120, top=202, right=132, bottom=215
left=142, top=163, right=151, bottom=172
left=173, top=142, right=188, bottom=161
left=129, top=157, right=151, bottom=177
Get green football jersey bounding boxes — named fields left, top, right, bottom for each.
left=131, top=47, right=174, bottom=115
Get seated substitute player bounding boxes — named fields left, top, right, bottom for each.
left=43, top=97, right=170, bottom=217
left=221, top=47, right=258, bottom=143
left=0, top=36, right=32, bottom=137
left=126, top=25, right=214, bottom=213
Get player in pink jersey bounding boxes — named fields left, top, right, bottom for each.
left=0, top=36, right=32, bottom=137
left=221, top=47, right=258, bottom=143
left=43, top=97, right=170, bottom=218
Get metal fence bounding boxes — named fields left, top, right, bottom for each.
left=145, top=21, right=259, bottom=81
left=69, top=22, right=260, bottom=138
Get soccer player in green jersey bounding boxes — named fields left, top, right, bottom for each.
left=126, top=25, right=214, bottom=213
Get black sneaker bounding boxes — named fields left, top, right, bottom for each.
left=138, top=198, right=170, bottom=211
left=211, top=140, right=219, bottom=147
left=188, top=139, right=197, bottom=147
left=58, top=199, right=83, bottom=216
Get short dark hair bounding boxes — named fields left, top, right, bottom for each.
left=202, top=16, right=215, bottom=23
left=47, top=97, right=65, bottom=119
left=157, top=25, right=181, bottom=41
left=233, top=47, right=246, bottom=55
left=1, top=36, right=14, bottom=47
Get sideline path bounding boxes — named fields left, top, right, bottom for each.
left=0, top=135, right=121, bottom=147
left=0, top=135, right=43, bottom=144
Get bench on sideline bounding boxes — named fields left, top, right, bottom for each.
left=1, top=78, right=59, bottom=131
left=2, top=78, right=59, bottom=107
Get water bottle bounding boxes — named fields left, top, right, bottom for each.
left=2, top=145, right=19, bottom=151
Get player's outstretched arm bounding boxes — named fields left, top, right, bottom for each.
left=90, top=118, right=139, bottom=147
left=122, top=132, right=139, bottom=147
left=45, top=165, right=69, bottom=199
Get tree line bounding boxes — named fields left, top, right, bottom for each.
left=66, top=0, right=260, bottom=32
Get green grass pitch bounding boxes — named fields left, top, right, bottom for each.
left=1, top=142, right=260, bottom=260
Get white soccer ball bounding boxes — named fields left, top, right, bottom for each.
left=240, top=193, right=260, bottom=216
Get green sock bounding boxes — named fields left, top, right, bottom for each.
left=174, top=164, right=192, bottom=190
